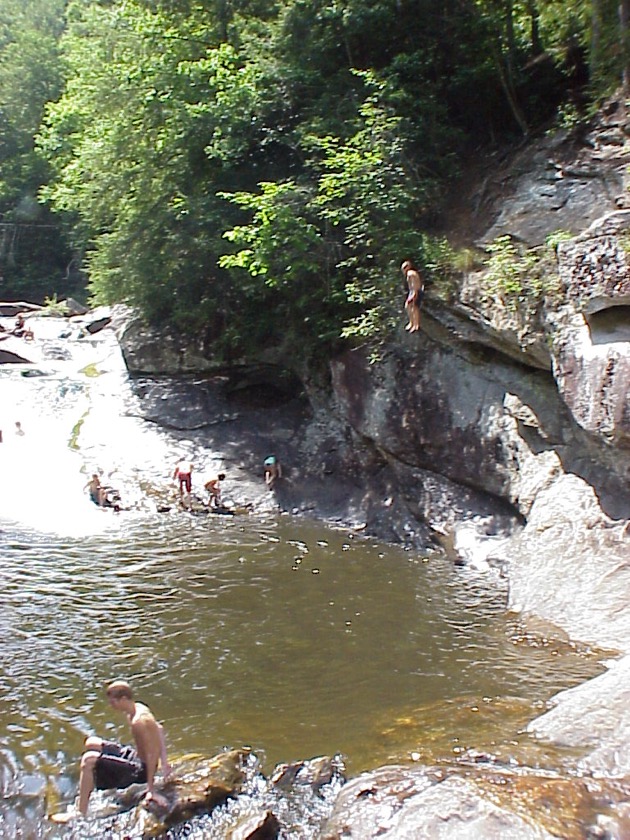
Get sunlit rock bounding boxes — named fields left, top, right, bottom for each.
left=270, top=755, right=345, bottom=794
left=529, top=654, right=630, bottom=777
left=504, top=474, right=630, bottom=652
left=551, top=211, right=630, bottom=447
left=225, top=809, right=280, bottom=839
left=321, top=765, right=561, bottom=840
left=117, top=749, right=251, bottom=837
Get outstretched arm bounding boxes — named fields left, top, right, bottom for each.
left=157, top=722, right=172, bottom=779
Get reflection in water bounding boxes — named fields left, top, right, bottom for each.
left=0, top=318, right=604, bottom=836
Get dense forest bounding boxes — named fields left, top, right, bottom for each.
left=0, top=0, right=628, bottom=359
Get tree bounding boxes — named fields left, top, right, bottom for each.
left=0, top=0, right=73, bottom=300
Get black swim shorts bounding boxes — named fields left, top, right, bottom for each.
left=94, top=741, right=147, bottom=790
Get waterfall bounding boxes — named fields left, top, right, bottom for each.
left=0, top=312, right=173, bottom=535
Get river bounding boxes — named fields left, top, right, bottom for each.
left=0, top=314, right=603, bottom=837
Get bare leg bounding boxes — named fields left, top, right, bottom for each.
left=405, top=303, right=413, bottom=332
left=411, top=303, right=421, bottom=332
left=78, top=736, right=103, bottom=815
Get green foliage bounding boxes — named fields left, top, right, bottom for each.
left=545, top=229, right=574, bottom=251
left=17, top=0, right=626, bottom=361
left=482, top=235, right=556, bottom=310
left=42, top=292, right=69, bottom=315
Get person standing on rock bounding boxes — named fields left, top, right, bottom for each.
left=263, top=455, right=282, bottom=489
left=51, top=680, right=171, bottom=823
left=173, top=456, right=194, bottom=497
left=401, top=260, right=424, bottom=333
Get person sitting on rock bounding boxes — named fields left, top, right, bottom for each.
left=12, top=314, right=34, bottom=340
left=51, top=680, right=171, bottom=823
left=86, top=474, right=106, bottom=507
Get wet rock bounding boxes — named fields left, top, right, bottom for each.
left=270, top=755, right=345, bottom=794
left=321, top=765, right=558, bottom=840
left=0, top=348, right=31, bottom=364
left=529, top=655, right=630, bottom=777
left=85, top=315, right=112, bottom=334
left=122, top=749, right=251, bottom=837
left=226, top=810, right=281, bottom=839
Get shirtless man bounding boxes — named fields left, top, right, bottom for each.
left=86, top=473, right=106, bottom=506
left=204, top=473, right=225, bottom=508
left=401, top=260, right=424, bottom=333
left=52, top=680, right=171, bottom=822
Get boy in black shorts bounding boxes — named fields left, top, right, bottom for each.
left=52, top=680, right=171, bottom=822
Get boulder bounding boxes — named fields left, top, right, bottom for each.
left=505, top=474, right=630, bottom=652
left=117, top=749, right=251, bottom=837
left=0, top=348, right=32, bottom=364
left=319, top=763, right=600, bottom=839
left=61, top=297, right=89, bottom=316
left=528, top=655, right=630, bottom=778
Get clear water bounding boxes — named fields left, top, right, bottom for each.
left=0, top=317, right=603, bottom=836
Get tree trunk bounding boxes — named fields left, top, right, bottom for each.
left=527, top=0, right=542, bottom=54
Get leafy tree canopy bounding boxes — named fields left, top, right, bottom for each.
left=1, top=0, right=626, bottom=353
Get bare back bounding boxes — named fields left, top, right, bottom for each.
left=130, top=702, right=162, bottom=773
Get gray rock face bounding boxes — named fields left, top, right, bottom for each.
left=477, top=103, right=629, bottom=247
left=505, top=474, right=630, bottom=652
left=551, top=212, right=630, bottom=446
